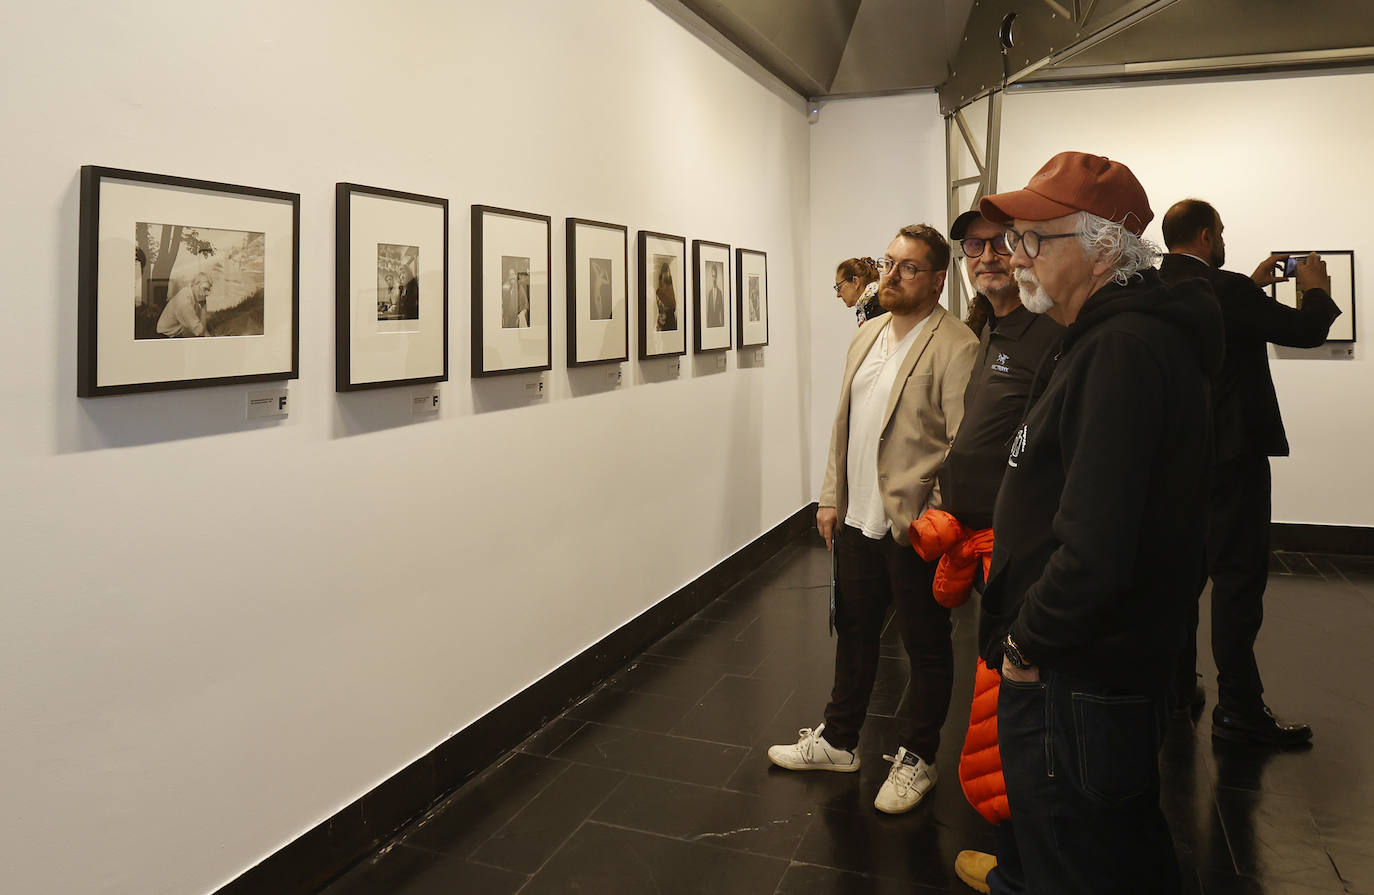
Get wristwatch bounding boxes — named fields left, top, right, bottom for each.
left=1003, top=633, right=1032, bottom=670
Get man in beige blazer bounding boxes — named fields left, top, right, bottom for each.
left=769, top=224, right=978, bottom=815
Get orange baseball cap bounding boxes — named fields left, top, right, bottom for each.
left=980, top=151, right=1153, bottom=236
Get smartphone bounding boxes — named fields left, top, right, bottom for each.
left=1283, top=256, right=1301, bottom=278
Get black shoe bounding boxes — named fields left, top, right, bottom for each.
left=1212, top=706, right=1312, bottom=747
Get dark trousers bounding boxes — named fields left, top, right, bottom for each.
left=990, top=671, right=1179, bottom=895
left=822, top=524, right=951, bottom=763
left=1174, top=453, right=1271, bottom=715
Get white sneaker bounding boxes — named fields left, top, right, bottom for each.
left=874, top=746, right=936, bottom=814
left=766, top=723, right=860, bottom=772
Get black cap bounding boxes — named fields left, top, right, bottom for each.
left=949, top=209, right=984, bottom=240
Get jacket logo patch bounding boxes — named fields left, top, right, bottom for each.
left=991, top=352, right=1011, bottom=374
left=1008, top=424, right=1028, bottom=468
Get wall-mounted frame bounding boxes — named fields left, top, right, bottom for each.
left=1268, top=250, right=1356, bottom=343
left=566, top=218, right=629, bottom=366
left=736, top=247, right=769, bottom=348
left=335, top=183, right=448, bottom=390
left=638, top=230, right=687, bottom=359
left=78, top=165, right=300, bottom=397
left=692, top=239, right=732, bottom=353
left=472, top=205, right=552, bottom=377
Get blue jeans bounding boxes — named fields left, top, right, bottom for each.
left=988, top=670, right=1180, bottom=895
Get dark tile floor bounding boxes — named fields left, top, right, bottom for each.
left=319, top=537, right=1374, bottom=894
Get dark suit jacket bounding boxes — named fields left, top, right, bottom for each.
left=1158, top=253, right=1339, bottom=460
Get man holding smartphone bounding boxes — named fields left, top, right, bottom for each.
left=1160, top=199, right=1341, bottom=746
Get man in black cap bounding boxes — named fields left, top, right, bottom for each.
left=942, top=211, right=1066, bottom=537
left=1160, top=198, right=1339, bottom=746
left=942, top=211, right=1065, bottom=892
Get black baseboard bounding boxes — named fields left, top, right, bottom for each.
left=1271, top=522, right=1374, bottom=556
left=218, top=502, right=818, bottom=895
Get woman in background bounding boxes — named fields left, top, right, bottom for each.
left=834, top=257, right=882, bottom=325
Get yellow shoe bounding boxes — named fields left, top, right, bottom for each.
left=954, top=849, right=997, bottom=894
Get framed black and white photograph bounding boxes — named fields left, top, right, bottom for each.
left=736, top=247, right=770, bottom=348
left=1268, top=250, right=1357, bottom=343
left=78, top=166, right=299, bottom=397
left=566, top=218, right=628, bottom=366
left=692, top=240, right=731, bottom=353
left=473, top=205, right=551, bottom=376
left=335, top=183, right=448, bottom=391
left=638, top=230, right=687, bottom=359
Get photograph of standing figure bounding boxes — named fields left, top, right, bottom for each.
left=705, top=260, right=725, bottom=329
left=501, top=255, right=531, bottom=328
left=748, top=274, right=761, bottom=322
left=654, top=255, right=678, bottom=332
left=589, top=257, right=613, bottom=321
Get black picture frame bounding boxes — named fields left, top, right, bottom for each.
left=735, top=247, right=770, bottom=349
left=1267, top=249, right=1357, bottom=343
left=566, top=218, right=630, bottom=367
left=78, top=165, right=300, bottom=397
left=692, top=239, right=732, bottom=354
left=335, top=183, right=449, bottom=391
left=472, top=205, right=553, bottom=377
left=638, top=230, right=688, bottom=359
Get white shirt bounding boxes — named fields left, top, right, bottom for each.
left=844, top=315, right=929, bottom=539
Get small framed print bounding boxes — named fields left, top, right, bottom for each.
left=638, top=230, right=687, bottom=359
left=1268, top=250, right=1356, bottom=342
left=472, top=205, right=552, bottom=376
left=736, top=248, right=769, bottom=348
left=77, top=166, right=300, bottom=397
left=692, top=240, right=731, bottom=353
left=335, top=183, right=448, bottom=390
left=567, top=218, right=629, bottom=366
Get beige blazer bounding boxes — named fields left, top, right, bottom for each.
left=820, top=303, right=979, bottom=545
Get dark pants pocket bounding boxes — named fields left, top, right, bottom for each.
left=1071, top=691, right=1157, bottom=804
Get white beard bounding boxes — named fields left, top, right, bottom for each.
left=1016, top=269, right=1054, bottom=315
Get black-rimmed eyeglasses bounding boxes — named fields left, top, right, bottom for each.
left=1005, top=228, right=1078, bottom=259
left=875, top=257, right=941, bottom=280
left=960, top=234, right=1011, bottom=258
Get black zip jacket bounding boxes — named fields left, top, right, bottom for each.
left=978, top=267, right=1224, bottom=694
left=940, top=306, right=1065, bottom=530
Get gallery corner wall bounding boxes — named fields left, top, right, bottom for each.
left=0, top=2, right=812, bottom=893
left=807, top=92, right=948, bottom=498
left=996, top=71, right=1373, bottom=527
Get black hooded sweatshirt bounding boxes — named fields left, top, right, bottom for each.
left=978, top=267, right=1224, bottom=695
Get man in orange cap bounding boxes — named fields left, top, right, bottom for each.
left=974, top=152, right=1223, bottom=894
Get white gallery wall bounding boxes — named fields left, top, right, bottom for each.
left=997, top=72, right=1373, bottom=526
left=807, top=93, right=948, bottom=495
left=0, top=2, right=812, bottom=894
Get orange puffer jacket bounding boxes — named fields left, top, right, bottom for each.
left=959, top=660, right=1010, bottom=825
left=908, top=508, right=1008, bottom=825
left=908, top=509, right=995, bottom=609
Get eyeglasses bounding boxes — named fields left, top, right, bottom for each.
left=875, top=257, right=941, bottom=280
left=832, top=278, right=854, bottom=295
left=960, top=234, right=1011, bottom=258
left=1005, top=228, right=1078, bottom=259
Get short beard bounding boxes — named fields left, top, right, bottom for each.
left=1015, top=269, right=1054, bottom=315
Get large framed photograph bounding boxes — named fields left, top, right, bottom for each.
left=78, top=166, right=299, bottom=397
left=1268, top=249, right=1356, bottom=343
left=638, top=230, right=687, bottom=359
left=566, top=218, right=629, bottom=366
left=472, top=205, right=551, bottom=377
left=692, top=240, right=732, bottom=353
left=336, top=183, right=448, bottom=390
left=736, top=247, right=770, bottom=348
